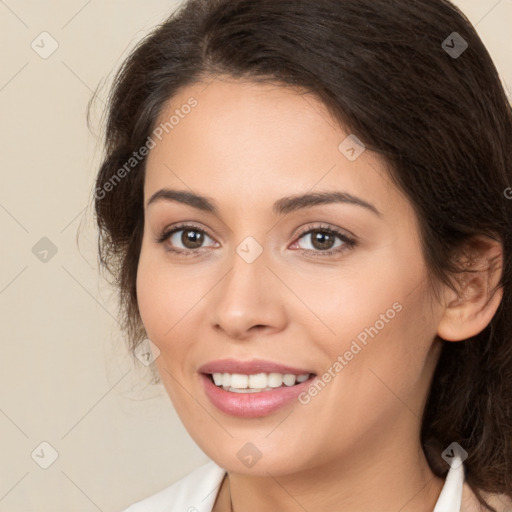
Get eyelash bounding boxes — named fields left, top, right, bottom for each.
left=155, top=222, right=357, bottom=258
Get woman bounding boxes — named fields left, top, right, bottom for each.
left=92, top=0, right=512, bottom=510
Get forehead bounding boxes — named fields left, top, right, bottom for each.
left=143, top=77, right=399, bottom=218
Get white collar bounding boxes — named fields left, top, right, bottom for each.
left=433, top=454, right=465, bottom=512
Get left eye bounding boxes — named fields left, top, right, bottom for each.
left=293, top=228, right=348, bottom=252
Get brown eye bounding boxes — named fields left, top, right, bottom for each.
left=297, top=229, right=343, bottom=252
left=309, top=230, right=336, bottom=251
left=291, top=224, right=357, bottom=256
left=156, top=224, right=218, bottom=254
left=181, top=229, right=204, bottom=249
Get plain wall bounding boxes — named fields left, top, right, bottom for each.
left=0, top=1, right=511, bottom=510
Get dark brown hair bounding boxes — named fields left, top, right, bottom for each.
left=92, top=0, right=512, bottom=508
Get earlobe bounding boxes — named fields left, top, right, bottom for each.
left=436, top=236, right=504, bottom=342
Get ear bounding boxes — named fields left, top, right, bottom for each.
left=437, top=235, right=504, bottom=342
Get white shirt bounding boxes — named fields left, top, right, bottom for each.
left=123, top=456, right=464, bottom=512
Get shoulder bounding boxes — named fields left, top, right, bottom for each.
left=122, top=460, right=227, bottom=512
left=461, top=481, right=512, bottom=512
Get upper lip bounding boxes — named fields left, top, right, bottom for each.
left=198, top=358, right=315, bottom=375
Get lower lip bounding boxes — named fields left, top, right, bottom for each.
left=200, top=374, right=315, bottom=418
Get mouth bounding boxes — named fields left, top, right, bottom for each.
left=198, top=361, right=317, bottom=418
left=206, top=371, right=313, bottom=393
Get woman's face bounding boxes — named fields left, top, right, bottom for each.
left=136, top=77, right=445, bottom=476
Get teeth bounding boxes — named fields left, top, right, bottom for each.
left=282, top=374, right=296, bottom=386
left=268, top=373, right=283, bottom=387
left=211, top=372, right=310, bottom=392
left=230, top=374, right=248, bottom=389
left=249, top=373, right=267, bottom=388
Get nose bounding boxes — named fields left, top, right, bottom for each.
left=210, top=246, right=288, bottom=340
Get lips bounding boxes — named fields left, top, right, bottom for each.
left=198, top=358, right=317, bottom=418
left=198, top=358, right=314, bottom=375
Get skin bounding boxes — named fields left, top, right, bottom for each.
left=136, top=77, right=503, bottom=512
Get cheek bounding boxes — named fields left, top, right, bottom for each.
left=136, top=254, right=198, bottom=401
left=323, top=277, right=437, bottom=421
left=300, top=248, right=436, bottom=395
left=136, top=256, right=166, bottom=343
left=281, top=255, right=422, bottom=354
left=135, top=245, right=204, bottom=347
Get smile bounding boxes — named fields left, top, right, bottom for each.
left=209, top=372, right=311, bottom=392
left=197, top=359, right=318, bottom=417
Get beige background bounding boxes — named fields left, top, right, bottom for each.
left=0, top=1, right=510, bottom=511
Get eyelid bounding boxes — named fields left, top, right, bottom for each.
left=292, top=222, right=356, bottom=243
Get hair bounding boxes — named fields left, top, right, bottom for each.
left=92, top=0, right=512, bottom=508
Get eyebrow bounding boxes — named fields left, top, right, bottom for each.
left=146, top=188, right=381, bottom=217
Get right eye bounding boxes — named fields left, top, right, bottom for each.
left=156, top=223, right=219, bottom=255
